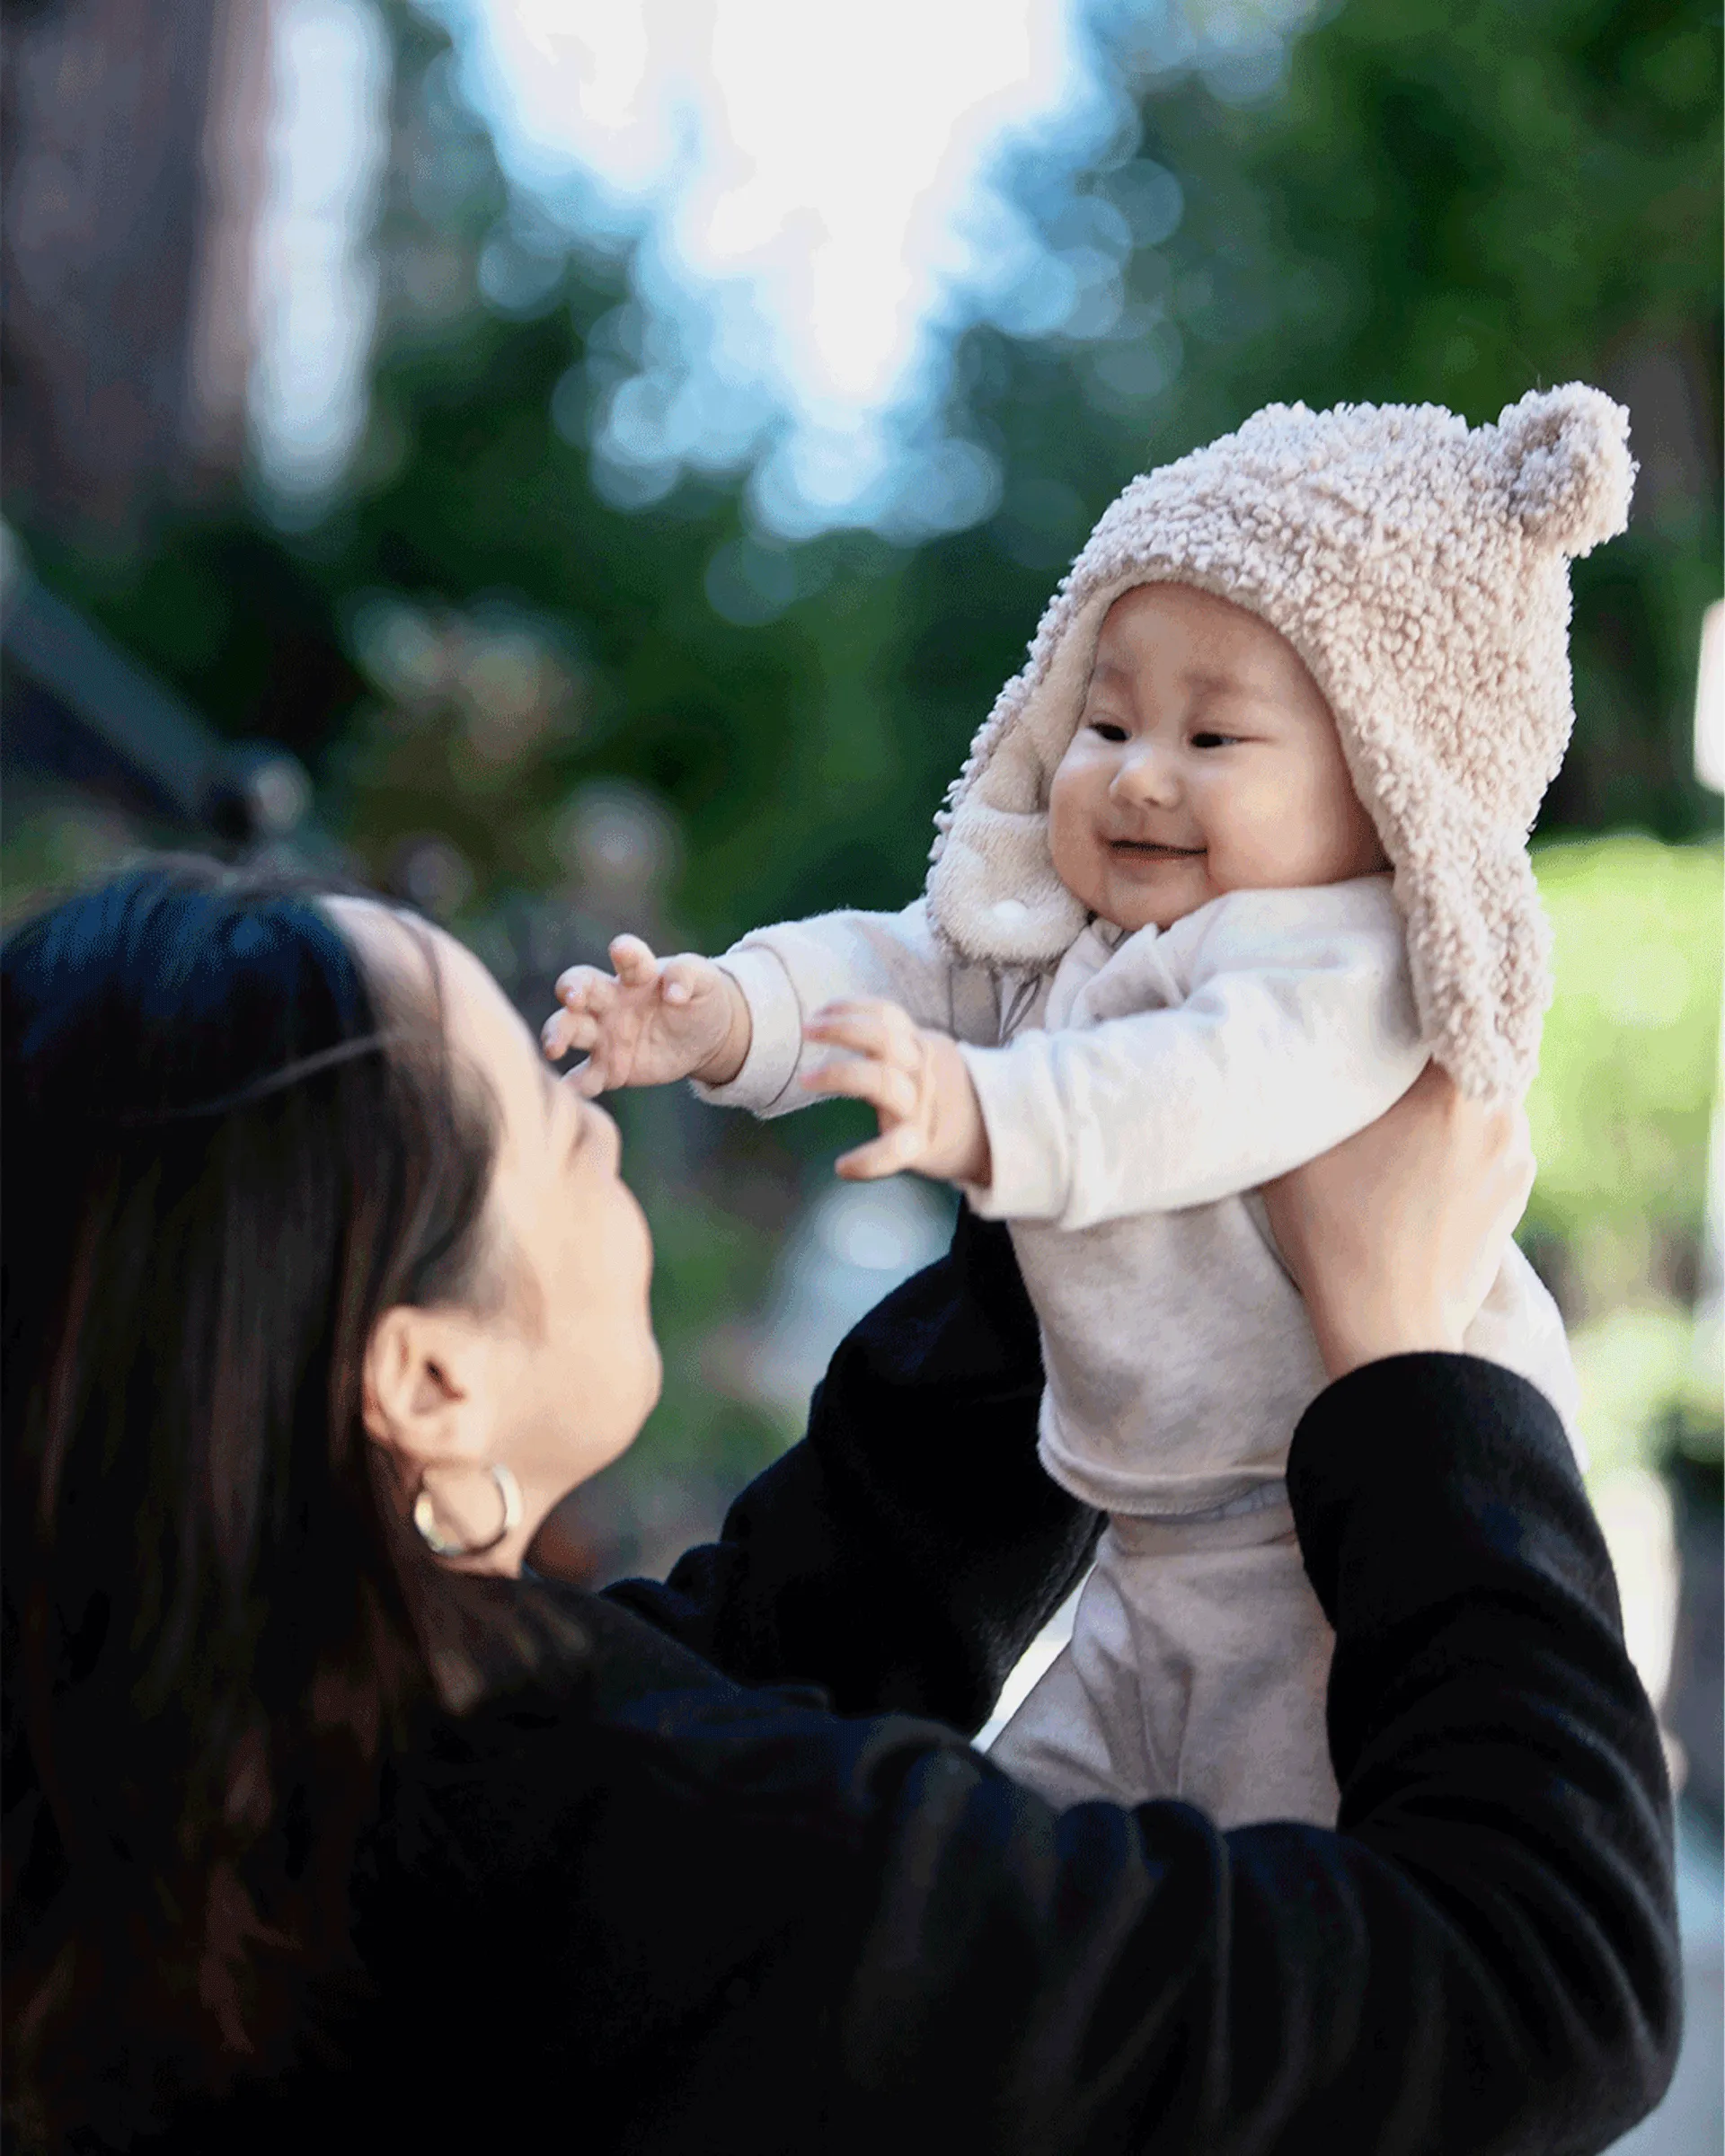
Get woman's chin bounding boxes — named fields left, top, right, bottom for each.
left=612, top=1339, right=664, bottom=1460
left=641, top=1341, right=665, bottom=1424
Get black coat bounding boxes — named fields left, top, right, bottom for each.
left=149, top=1215, right=1679, bottom=2154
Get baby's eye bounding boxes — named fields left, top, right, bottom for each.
left=1088, top=720, right=1129, bottom=744
left=1190, top=730, right=1240, bottom=750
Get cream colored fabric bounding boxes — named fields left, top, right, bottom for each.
left=956, top=879, right=1426, bottom=1229
left=695, top=887, right=1579, bottom=1516
left=925, top=384, right=1635, bottom=1100
left=985, top=1500, right=1341, bottom=1827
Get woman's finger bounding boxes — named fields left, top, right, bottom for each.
left=1261, top=1061, right=1538, bottom=1379
left=801, top=1057, right=918, bottom=1120
left=609, top=935, right=660, bottom=988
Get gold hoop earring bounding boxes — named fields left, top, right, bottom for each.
left=412, top=1462, right=523, bottom=1560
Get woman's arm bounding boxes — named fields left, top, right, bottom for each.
left=601, top=1204, right=1100, bottom=1728
left=594, top=1064, right=1537, bottom=1727
left=821, top=1354, right=1678, bottom=2154
left=363, top=1347, right=1677, bottom=2156
left=464, top=1070, right=1672, bottom=2152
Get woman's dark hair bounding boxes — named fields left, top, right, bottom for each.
left=1, top=859, right=561, bottom=2148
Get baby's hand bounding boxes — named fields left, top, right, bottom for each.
left=802, top=999, right=991, bottom=1186
left=544, top=935, right=750, bottom=1097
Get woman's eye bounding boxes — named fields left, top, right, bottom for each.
left=1088, top=720, right=1129, bottom=743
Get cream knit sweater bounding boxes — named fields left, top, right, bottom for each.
left=697, top=876, right=1579, bottom=1514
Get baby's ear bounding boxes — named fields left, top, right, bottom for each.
left=1492, top=383, right=1635, bottom=558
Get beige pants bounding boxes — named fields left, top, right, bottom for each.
left=988, top=1495, right=1340, bottom=1829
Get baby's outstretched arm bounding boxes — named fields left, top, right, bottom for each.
left=544, top=934, right=752, bottom=1097
left=802, top=999, right=991, bottom=1186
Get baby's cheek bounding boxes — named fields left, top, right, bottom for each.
left=1048, top=799, right=1103, bottom=904
left=1214, top=775, right=1305, bottom=880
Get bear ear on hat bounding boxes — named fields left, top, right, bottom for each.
left=1493, top=382, right=1635, bottom=558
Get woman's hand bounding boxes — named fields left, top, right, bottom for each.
left=543, top=936, right=752, bottom=1097
left=1261, top=1062, right=1535, bottom=1381
left=801, top=999, right=992, bottom=1186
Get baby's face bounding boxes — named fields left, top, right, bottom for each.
left=1048, top=583, right=1387, bottom=934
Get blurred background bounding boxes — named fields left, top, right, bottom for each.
left=1, top=1, right=1720, bottom=2134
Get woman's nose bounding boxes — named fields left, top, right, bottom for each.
left=579, top=1096, right=625, bottom=1173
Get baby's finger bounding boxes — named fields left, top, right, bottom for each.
left=555, top=964, right=615, bottom=1010
left=541, top=1007, right=579, bottom=1060
left=835, top=1126, right=921, bottom=1181
left=570, top=1053, right=609, bottom=1100
left=801, top=1056, right=918, bottom=1122
left=547, top=1005, right=600, bottom=1058
left=809, top=995, right=910, bottom=1030
left=804, top=1007, right=915, bottom=1067
left=608, top=934, right=661, bottom=989
left=658, top=957, right=702, bottom=1008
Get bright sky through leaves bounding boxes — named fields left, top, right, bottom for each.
left=251, top=0, right=1322, bottom=531
left=444, top=0, right=1143, bottom=532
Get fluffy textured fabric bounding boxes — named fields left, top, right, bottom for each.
left=925, top=384, right=1636, bottom=1099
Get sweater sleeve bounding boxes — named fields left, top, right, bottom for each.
left=600, top=1209, right=1101, bottom=1729
left=692, top=898, right=978, bottom=1118
left=959, top=880, right=1429, bottom=1228
left=822, top=1356, right=1680, bottom=2155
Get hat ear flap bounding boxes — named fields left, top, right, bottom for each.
left=1495, top=383, right=1635, bottom=558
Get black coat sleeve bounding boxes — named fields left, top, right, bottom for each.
left=602, top=1208, right=1101, bottom=1729
left=824, top=1356, right=1680, bottom=2156
left=344, top=1359, right=1676, bottom=2156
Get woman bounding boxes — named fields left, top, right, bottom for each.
left=2, top=859, right=1677, bottom=2154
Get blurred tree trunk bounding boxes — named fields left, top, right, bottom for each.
left=1, top=0, right=273, bottom=547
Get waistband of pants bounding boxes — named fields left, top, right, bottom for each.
left=1102, top=1481, right=1296, bottom=1555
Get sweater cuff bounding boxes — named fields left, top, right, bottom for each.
left=953, top=1039, right=1069, bottom=1221
left=690, top=946, right=805, bottom=1114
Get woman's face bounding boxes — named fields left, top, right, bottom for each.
left=332, top=901, right=660, bottom=1569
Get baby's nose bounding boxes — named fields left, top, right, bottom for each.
left=1110, top=741, right=1180, bottom=801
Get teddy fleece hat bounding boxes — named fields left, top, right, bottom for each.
left=925, top=384, right=1635, bottom=1100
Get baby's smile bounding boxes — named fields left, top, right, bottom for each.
left=1048, top=584, right=1387, bottom=935
left=1105, top=837, right=1209, bottom=885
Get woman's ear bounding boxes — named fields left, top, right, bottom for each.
left=361, top=1304, right=495, bottom=1472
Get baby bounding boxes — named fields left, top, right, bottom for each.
left=544, top=386, right=1632, bottom=1826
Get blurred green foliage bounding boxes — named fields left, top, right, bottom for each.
left=4, top=0, right=1719, bottom=1555
left=1571, top=1302, right=1717, bottom=1483
left=17, top=0, right=1717, bottom=937
left=1526, top=835, right=1722, bottom=1483
left=1527, top=834, right=1721, bottom=1261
